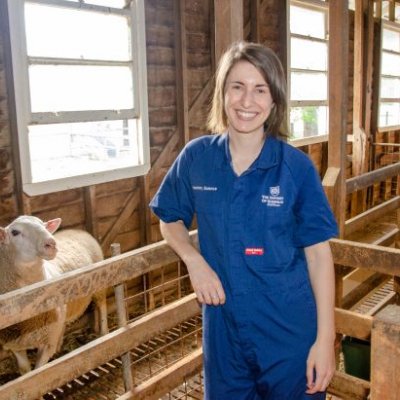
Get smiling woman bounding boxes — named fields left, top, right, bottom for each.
left=150, top=41, right=338, bottom=400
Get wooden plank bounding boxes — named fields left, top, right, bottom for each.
left=344, top=196, right=400, bottom=236
left=174, top=0, right=189, bottom=147
left=213, top=0, right=243, bottom=62
left=250, top=0, right=261, bottom=43
left=0, top=0, right=24, bottom=216
left=84, top=186, right=98, bottom=239
left=101, top=190, right=141, bottom=252
left=330, top=238, right=400, bottom=275
left=326, top=0, right=349, bottom=238
left=342, top=273, right=389, bottom=309
left=139, top=176, right=152, bottom=245
left=346, top=162, right=400, bottom=193
left=370, top=17, right=382, bottom=172
left=119, top=348, right=203, bottom=400
left=0, top=294, right=200, bottom=400
left=371, top=305, right=400, bottom=400
left=329, top=370, right=370, bottom=400
left=352, top=0, right=366, bottom=178
left=335, top=307, right=373, bottom=340
left=0, top=232, right=199, bottom=330
left=371, top=226, right=399, bottom=246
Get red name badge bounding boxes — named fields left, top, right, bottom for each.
left=245, top=247, right=264, bottom=256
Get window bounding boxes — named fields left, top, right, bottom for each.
left=380, top=1, right=400, bottom=22
left=288, top=0, right=329, bottom=140
left=7, top=0, right=150, bottom=195
left=379, top=24, right=400, bottom=128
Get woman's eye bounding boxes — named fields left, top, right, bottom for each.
left=11, top=229, right=20, bottom=237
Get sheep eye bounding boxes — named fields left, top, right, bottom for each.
left=11, top=229, right=20, bottom=237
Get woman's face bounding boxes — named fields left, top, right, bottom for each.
left=224, top=60, right=274, bottom=138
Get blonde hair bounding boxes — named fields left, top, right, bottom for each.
left=207, top=41, right=288, bottom=138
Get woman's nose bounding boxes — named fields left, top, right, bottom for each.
left=240, top=89, right=253, bottom=107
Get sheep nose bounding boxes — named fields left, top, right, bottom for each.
left=44, top=238, right=56, bottom=250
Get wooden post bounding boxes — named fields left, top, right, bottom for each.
left=174, top=0, right=189, bottom=148
left=111, top=242, right=134, bottom=391
left=324, top=0, right=348, bottom=238
left=250, top=0, right=261, bottom=43
left=371, top=305, right=400, bottom=399
left=325, top=0, right=349, bottom=320
left=213, top=0, right=243, bottom=62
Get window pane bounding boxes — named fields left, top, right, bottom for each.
left=379, top=102, right=400, bottom=127
left=381, top=53, right=400, bottom=76
left=291, top=38, right=327, bottom=71
left=290, top=106, right=328, bottom=138
left=25, top=3, right=131, bottom=61
left=381, top=78, right=400, bottom=98
left=29, top=120, right=139, bottom=183
left=29, top=65, right=134, bottom=112
left=291, top=72, right=327, bottom=101
left=290, top=6, right=326, bottom=39
left=382, top=29, right=400, bottom=52
left=84, top=0, right=126, bottom=7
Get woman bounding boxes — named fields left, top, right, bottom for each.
left=150, top=41, right=337, bottom=400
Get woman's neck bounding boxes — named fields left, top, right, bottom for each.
left=228, top=131, right=266, bottom=176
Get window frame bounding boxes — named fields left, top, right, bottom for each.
left=7, top=0, right=150, bottom=195
left=288, top=0, right=329, bottom=145
left=378, top=20, right=400, bottom=130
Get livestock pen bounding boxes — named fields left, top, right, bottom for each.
left=0, top=231, right=399, bottom=400
left=1, top=0, right=400, bottom=398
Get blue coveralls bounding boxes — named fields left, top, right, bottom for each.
left=150, top=134, right=338, bottom=400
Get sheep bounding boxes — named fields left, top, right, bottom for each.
left=0, top=215, right=108, bottom=374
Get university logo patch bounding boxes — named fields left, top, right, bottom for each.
left=269, top=186, right=280, bottom=197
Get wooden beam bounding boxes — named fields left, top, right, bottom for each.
left=342, top=273, right=389, bottom=309
left=120, top=348, right=203, bottom=400
left=213, top=0, right=243, bottom=62
left=372, top=226, right=399, bottom=246
left=346, top=162, right=400, bottom=193
left=344, top=196, right=400, bottom=236
left=335, top=307, right=373, bottom=340
left=329, top=370, right=370, bottom=400
left=174, top=0, right=189, bottom=147
left=250, top=0, right=261, bottom=43
left=352, top=0, right=367, bottom=177
left=0, top=295, right=200, bottom=400
left=370, top=15, right=382, bottom=172
left=326, top=0, right=349, bottom=238
left=371, top=305, right=400, bottom=399
left=0, top=0, right=24, bottom=215
left=0, top=232, right=199, bottom=330
left=330, top=238, right=400, bottom=276
left=84, top=186, right=98, bottom=239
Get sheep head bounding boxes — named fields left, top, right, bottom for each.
left=4, top=216, right=62, bottom=263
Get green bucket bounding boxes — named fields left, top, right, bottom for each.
left=342, top=336, right=370, bottom=380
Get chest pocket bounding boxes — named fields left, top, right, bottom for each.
left=193, top=188, right=223, bottom=214
left=244, top=208, right=295, bottom=271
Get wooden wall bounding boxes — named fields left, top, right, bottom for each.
left=0, top=0, right=397, bottom=256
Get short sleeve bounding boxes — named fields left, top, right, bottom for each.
left=149, top=147, right=194, bottom=229
left=293, top=165, right=338, bottom=247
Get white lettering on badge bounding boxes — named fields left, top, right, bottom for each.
left=192, top=185, right=218, bottom=191
left=261, top=186, right=284, bottom=207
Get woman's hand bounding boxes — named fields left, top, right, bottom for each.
left=186, top=253, right=226, bottom=306
left=159, top=220, right=225, bottom=306
left=305, top=338, right=335, bottom=394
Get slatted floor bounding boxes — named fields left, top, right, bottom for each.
left=41, top=315, right=203, bottom=400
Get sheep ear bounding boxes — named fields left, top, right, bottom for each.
left=45, top=218, right=62, bottom=234
left=0, top=227, right=9, bottom=244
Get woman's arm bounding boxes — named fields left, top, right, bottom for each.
left=304, top=240, right=336, bottom=394
left=160, top=220, right=225, bottom=305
